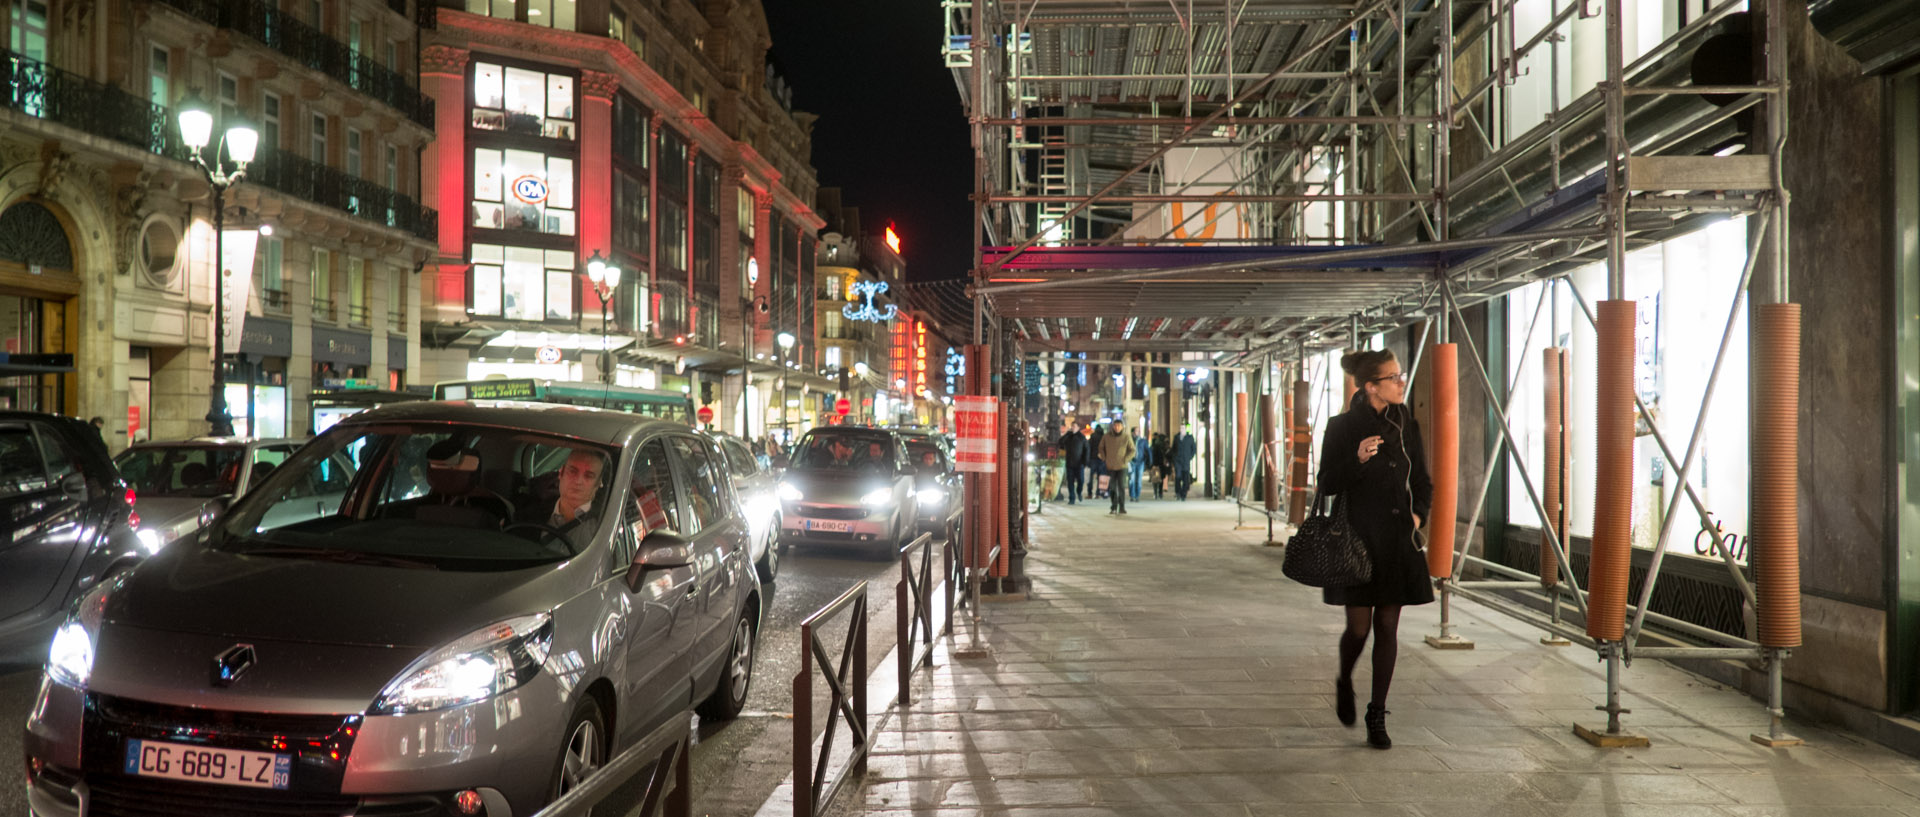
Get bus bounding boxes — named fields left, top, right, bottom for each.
left=432, top=378, right=696, bottom=425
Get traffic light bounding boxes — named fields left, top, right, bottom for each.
left=838, top=368, right=851, bottom=392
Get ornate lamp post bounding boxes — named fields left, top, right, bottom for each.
left=776, top=331, right=796, bottom=436
left=178, top=92, right=259, bottom=438
left=585, top=250, right=621, bottom=384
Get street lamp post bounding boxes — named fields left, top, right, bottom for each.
left=178, top=92, right=259, bottom=438
left=853, top=360, right=870, bottom=423
left=776, top=331, right=796, bottom=438
left=585, top=250, right=621, bottom=384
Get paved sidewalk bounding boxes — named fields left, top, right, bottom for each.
left=804, top=496, right=1920, bottom=817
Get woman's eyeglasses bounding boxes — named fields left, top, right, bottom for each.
left=1369, top=372, right=1408, bottom=384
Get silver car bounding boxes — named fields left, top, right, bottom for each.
left=112, top=437, right=312, bottom=552
left=24, top=401, right=761, bottom=817
left=711, top=432, right=781, bottom=582
left=778, top=427, right=918, bottom=557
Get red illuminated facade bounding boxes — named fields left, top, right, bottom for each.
left=418, top=0, right=824, bottom=434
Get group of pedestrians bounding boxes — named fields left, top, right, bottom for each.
left=1055, top=420, right=1199, bottom=513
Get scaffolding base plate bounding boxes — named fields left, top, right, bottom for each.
left=1573, top=723, right=1651, bottom=748
left=1751, top=732, right=1806, bottom=748
left=1425, top=634, right=1476, bottom=650
left=1541, top=636, right=1573, bottom=646
left=1262, top=539, right=1284, bottom=547
left=981, top=592, right=1029, bottom=603
left=951, top=645, right=995, bottom=660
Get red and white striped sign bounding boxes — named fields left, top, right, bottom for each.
left=953, top=395, right=999, bottom=473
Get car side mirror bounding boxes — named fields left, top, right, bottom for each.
left=626, top=531, right=693, bottom=591
left=60, top=473, right=87, bottom=501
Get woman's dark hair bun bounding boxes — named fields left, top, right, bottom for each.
left=1340, top=349, right=1398, bottom=380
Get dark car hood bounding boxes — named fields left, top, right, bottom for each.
left=134, top=495, right=224, bottom=540
left=104, top=541, right=584, bottom=651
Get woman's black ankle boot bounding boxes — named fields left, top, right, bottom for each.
left=1335, top=678, right=1356, bottom=726
left=1364, top=703, right=1391, bottom=749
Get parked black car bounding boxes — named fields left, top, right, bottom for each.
left=0, top=412, right=142, bottom=663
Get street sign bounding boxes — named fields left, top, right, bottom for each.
left=696, top=406, right=714, bottom=425
left=954, top=395, right=999, bottom=473
left=536, top=345, right=563, bottom=364
left=834, top=397, right=851, bottom=416
left=127, top=406, right=140, bottom=437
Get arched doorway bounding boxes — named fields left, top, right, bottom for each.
left=0, top=201, right=81, bottom=415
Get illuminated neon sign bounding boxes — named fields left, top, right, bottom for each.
left=842, top=280, right=899, bottom=323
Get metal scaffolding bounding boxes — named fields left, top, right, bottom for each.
left=949, top=0, right=1799, bottom=747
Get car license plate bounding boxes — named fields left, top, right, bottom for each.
left=124, top=739, right=290, bottom=790
left=803, top=519, right=853, bottom=533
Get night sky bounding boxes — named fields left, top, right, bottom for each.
left=761, top=0, right=974, bottom=284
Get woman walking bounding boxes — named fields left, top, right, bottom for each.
left=1317, top=349, right=1433, bottom=749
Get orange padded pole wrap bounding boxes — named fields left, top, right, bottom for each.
left=1541, top=348, right=1567, bottom=587
left=1289, top=379, right=1312, bottom=523
left=1587, top=301, right=1636, bottom=642
left=1260, top=393, right=1281, bottom=512
left=1754, top=304, right=1802, bottom=648
left=1426, top=344, right=1459, bottom=578
left=1233, top=392, right=1250, bottom=492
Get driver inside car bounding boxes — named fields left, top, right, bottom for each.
left=518, top=448, right=607, bottom=550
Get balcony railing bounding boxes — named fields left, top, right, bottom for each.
left=2, top=51, right=190, bottom=160
left=152, top=0, right=433, bottom=128
left=250, top=150, right=437, bottom=241
left=389, top=309, right=406, bottom=329
left=820, top=325, right=868, bottom=343
left=313, top=299, right=337, bottom=323
left=261, top=288, right=291, bottom=313
left=346, top=304, right=370, bottom=326
left=1, top=49, right=436, bottom=241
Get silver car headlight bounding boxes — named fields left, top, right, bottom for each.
left=861, top=487, right=894, bottom=507
left=47, top=580, right=113, bottom=688
left=776, top=482, right=804, bottom=502
left=916, top=487, right=946, bottom=507
left=370, top=613, right=554, bottom=715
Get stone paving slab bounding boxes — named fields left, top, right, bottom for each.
left=747, top=497, right=1920, bottom=817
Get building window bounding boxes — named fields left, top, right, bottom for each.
left=346, top=129, right=362, bottom=177
left=386, top=40, right=399, bottom=72
left=385, top=144, right=399, bottom=191
left=307, top=0, right=324, bottom=30
left=261, top=93, right=280, bottom=153
left=10, top=0, right=48, bottom=61
left=311, top=247, right=334, bottom=321
left=469, top=244, right=575, bottom=321
left=614, top=169, right=649, bottom=255
left=659, top=199, right=687, bottom=273
left=614, top=93, right=648, bottom=168
left=527, top=0, right=575, bottom=30
left=148, top=45, right=170, bottom=106
left=310, top=113, right=327, bottom=163
left=737, top=187, right=755, bottom=239
left=471, top=147, right=575, bottom=235
left=388, top=265, right=407, bottom=329
left=628, top=25, right=647, bottom=61
left=255, top=237, right=287, bottom=313
left=217, top=73, right=240, bottom=127
left=609, top=8, right=625, bottom=41
left=471, top=62, right=576, bottom=140
left=347, top=257, right=368, bottom=325
left=464, top=0, right=514, bottom=19
left=825, top=346, right=841, bottom=368
left=348, top=18, right=363, bottom=55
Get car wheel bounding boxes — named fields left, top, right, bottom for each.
left=549, top=697, right=606, bottom=805
left=696, top=610, right=755, bottom=721
left=755, top=524, right=780, bottom=583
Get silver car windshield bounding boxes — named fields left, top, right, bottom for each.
left=793, top=432, right=894, bottom=472
left=115, top=446, right=245, bottom=497
left=217, top=423, right=617, bottom=567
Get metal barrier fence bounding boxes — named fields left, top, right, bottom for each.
left=793, top=581, right=869, bottom=817
left=527, top=708, right=694, bottom=817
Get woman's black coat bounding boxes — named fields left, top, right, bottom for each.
left=1314, top=390, right=1436, bottom=607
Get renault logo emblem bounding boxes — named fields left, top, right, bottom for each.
left=212, top=644, right=256, bottom=687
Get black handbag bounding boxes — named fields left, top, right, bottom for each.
left=1282, top=492, right=1373, bottom=588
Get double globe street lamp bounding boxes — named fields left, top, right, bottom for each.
left=585, top=251, right=622, bottom=384
left=178, top=92, right=259, bottom=438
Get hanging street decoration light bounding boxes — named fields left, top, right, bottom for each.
left=843, top=280, right=899, bottom=323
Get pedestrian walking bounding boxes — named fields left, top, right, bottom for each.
left=1058, top=422, right=1088, bottom=504
left=1150, top=431, right=1170, bottom=498
left=1171, top=425, right=1197, bottom=500
left=1127, top=425, right=1145, bottom=501
left=1088, top=425, right=1108, bottom=497
left=1317, top=349, right=1433, bottom=750
left=1098, top=419, right=1134, bottom=515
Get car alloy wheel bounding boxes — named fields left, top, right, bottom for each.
left=698, top=613, right=754, bottom=720
left=757, top=525, right=780, bottom=582
left=554, top=699, right=605, bottom=801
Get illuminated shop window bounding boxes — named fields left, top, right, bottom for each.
left=471, top=62, right=576, bottom=140
left=470, top=243, right=576, bottom=322
left=472, top=147, right=575, bottom=235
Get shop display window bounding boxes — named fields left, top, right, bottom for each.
left=471, top=62, right=576, bottom=140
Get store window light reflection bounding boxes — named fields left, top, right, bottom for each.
left=1504, top=217, right=1751, bottom=562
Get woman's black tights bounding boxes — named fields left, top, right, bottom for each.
left=1337, top=605, right=1403, bottom=707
